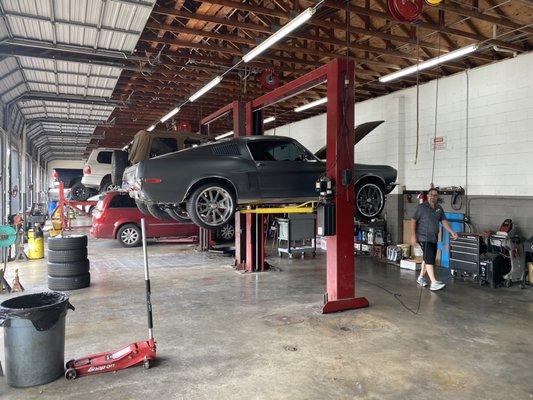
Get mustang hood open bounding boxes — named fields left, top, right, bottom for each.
left=314, top=120, right=385, bottom=160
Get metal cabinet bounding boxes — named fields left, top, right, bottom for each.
left=450, top=234, right=484, bottom=275
left=277, top=214, right=316, bottom=258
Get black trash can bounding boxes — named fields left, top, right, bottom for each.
left=0, top=292, right=75, bottom=387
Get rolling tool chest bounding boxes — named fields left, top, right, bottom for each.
left=450, top=233, right=486, bottom=275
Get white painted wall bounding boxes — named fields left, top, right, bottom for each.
left=266, top=52, right=533, bottom=196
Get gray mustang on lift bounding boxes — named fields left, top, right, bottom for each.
left=123, top=124, right=397, bottom=230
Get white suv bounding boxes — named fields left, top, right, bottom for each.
left=82, top=148, right=119, bottom=193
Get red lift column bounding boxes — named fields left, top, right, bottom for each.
left=244, top=102, right=266, bottom=272
left=323, top=59, right=369, bottom=313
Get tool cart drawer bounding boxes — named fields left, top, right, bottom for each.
left=450, top=234, right=483, bottom=274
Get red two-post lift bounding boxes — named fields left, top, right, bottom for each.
left=200, top=58, right=368, bottom=314
left=245, top=58, right=368, bottom=313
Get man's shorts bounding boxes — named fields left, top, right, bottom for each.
left=418, top=241, right=438, bottom=265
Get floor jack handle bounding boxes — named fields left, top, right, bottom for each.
left=141, top=218, right=154, bottom=340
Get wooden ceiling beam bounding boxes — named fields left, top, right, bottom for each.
left=322, top=0, right=524, bottom=52
left=436, top=2, right=533, bottom=35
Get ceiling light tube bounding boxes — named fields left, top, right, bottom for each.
left=215, top=131, right=234, bottom=140
left=263, top=116, right=276, bottom=124
left=242, top=7, right=316, bottom=63
left=147, top=124, right=156, bottom=132
left=379, top=43, right=479, bottom=83
left=160, top=107, right=180, bottom=123
left=294, top=97, right=327, bottom=113
left=189, top=76, right=222, bottom=102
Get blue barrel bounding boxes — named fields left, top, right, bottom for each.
left=0, top=292, right=75, bottom=387
left=48, top=201, right=58, bottom=216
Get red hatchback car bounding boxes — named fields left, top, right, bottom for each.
left=91, top=191, right=199, bottom=247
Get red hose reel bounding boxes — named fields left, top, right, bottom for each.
left=388, top=0, right=424, bottom=22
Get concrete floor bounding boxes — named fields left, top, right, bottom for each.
left=1, top=224, right=532, bottom=400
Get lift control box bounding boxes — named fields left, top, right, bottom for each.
left=317, top=202, right=335, bottom=236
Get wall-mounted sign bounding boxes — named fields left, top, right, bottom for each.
left=431, top=136, right=446, bottom=151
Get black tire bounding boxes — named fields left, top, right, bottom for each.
left=147, top=204, right=172, bottom=221
left=70, top=183, right=91, bottom=201
left=135, top=199, right=151, bottom=216
left=48, top=235, right=87, bottom=251
left=215, top=223, right=235, bottom=242
left=48, top=259, right=90, bottom=277
left=100, top=175, right=119, bottom=194
left=48, top=273, right=90, bottom=291
left=186, top=182, right=236, bottom=230
left=117, top=224, right=142, bottom=247
left=48, top=248, right=87, bottom=263
left=111, top=150, right=129, bottom=186
left=166, top=206, right=191, bottom=222
left=355, top=181, right=385, bottom=220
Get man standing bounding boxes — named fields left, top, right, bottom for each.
left=411, top=188, right=458, bottom=291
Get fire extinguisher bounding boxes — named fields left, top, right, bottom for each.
left=418, top=192, right=427, bottom=204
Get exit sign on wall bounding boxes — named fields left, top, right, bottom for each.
left=430, top=136, right=446, bottom=151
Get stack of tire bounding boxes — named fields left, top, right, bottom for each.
left=47, top=235, right=90, bottom=291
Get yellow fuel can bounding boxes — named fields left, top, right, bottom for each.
left=28, top=228, right=45, bottom=259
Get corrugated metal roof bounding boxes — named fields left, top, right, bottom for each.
left=0, top=0, right=155, bottom=160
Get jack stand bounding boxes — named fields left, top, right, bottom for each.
left=14, top=247, right=28, bottom=261
left=11, top=269, right=24, bottom=292
left=14, top=229, right=28, bottom=261
left=0, top=269, right=12, bottom=293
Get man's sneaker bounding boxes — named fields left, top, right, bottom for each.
left=430, top=281, right=446, bottom=291
left=417, top=276, right=429, bottom=287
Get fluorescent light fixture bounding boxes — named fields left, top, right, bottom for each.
left=160, top=107, right=180, bottom=123
left=263, top=116, right=276, bottom=124
left=242, top=7, right=316, bottom=63
left=147, top=124, right=156, bottom=132
left=294, top=97, right=327, bottom=113
left=215, top=131, right=234, bottom=140
left=379, top=44, right=479, bottom=83
left=189, top=76, right=222, bottom=102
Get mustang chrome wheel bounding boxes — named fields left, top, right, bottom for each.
left=356, top=183, right=384, bottom=219
left=120, top=227, right=140, bottom=245
left=195, top=187, right=234, bottom=227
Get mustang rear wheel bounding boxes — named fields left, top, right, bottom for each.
left=186, top=183, right=235, bottom=230
left=355, top=182, right=385, bottom=220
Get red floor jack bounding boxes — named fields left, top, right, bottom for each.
left=65, top=218, right=156, bottom=380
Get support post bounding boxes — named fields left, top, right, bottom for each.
left=323, top=58, right=369, bottom=314
left=21, top=125, right=27, bottom=230
left=244, top=104, right=265, bottom=272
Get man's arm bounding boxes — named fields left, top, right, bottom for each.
left=410, top=219, right=418, bottom=246
left=442, top=220, right=458, bottom=240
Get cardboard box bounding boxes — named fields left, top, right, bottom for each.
left=400, top=258, right=422, bottom=271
